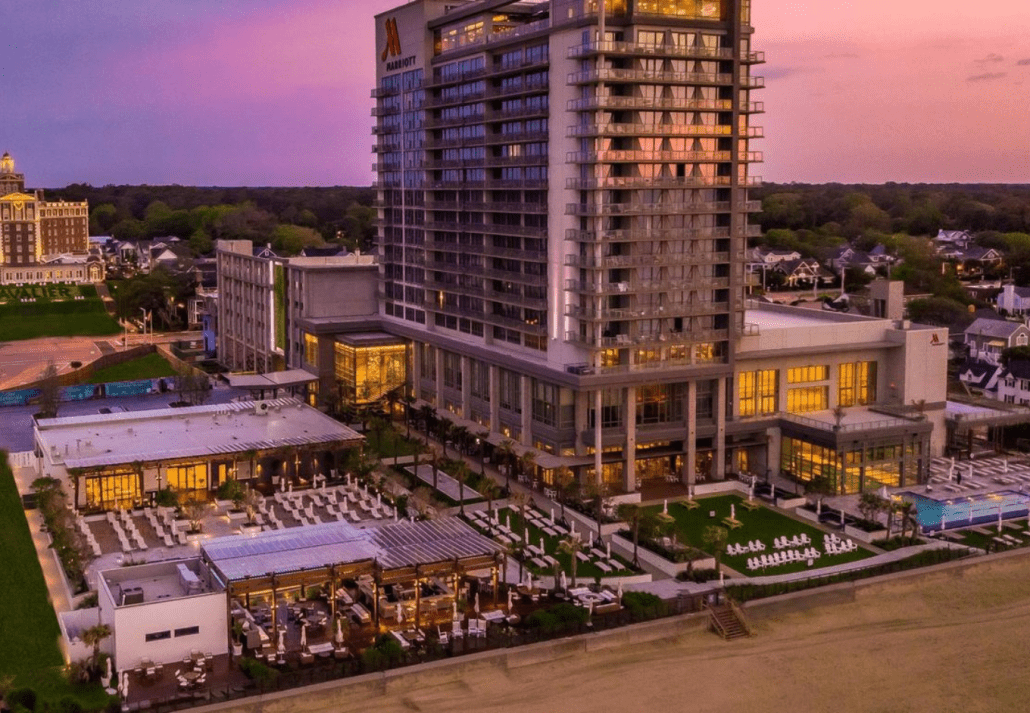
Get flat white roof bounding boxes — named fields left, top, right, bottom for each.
left=203, top=517, right=500, bottom=581
left=745, top=303, right=879, bottom=330
left=36, top=397, right=363, bottom=469
left=226, top=370, right=318, bottom=389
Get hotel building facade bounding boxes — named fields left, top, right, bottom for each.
left=373, top=0, right=766, bottom=492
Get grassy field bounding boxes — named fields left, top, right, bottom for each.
left=465, top=506, right=637, bottom=581
left=646, top=494, right=873, bottom=574
left=0, top=454, right=111, bottom=709
left=0, top=285, right=120, bottom=340
left=85, top=352, right=176, bottom=384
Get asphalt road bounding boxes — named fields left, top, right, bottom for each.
left=0, top=382, right=248, bottom=453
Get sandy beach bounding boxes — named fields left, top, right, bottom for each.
left=290, top=554, right=1030, bottom=713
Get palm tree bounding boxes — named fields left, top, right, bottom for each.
left=403, top=393, right=417, bottom=438
left=453, top=460, right=471, bottom=514
left=881, top=497, right=898, bottom=539
left=480, top=479, right=500, bottom=517
left=899, top=501, right=920, bottom=541
left=437, top=418, right=454, bottom=456
left=554, top=466, right=575, bottom=523
left=519, top=451, right=538, bottom=488
left=497, top=439, right=516, bottom=494
left=417, top=405, right=435, bottom=442
left=702, top=525, right=729, bottom=574
left=452, top=425, right=471, bottom=456
left=509, top=491, right=531, bottom=545
left=616, top=502, right=642, bottom=567
left=81, top=623, right=112, bottom=677
left=558, top=536, right=585, bottom=588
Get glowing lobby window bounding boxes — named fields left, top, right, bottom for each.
left=85, top=471, right=140, bottom=510
left=787, top=386, right=828, bottom=413
left=738, top=369, right=777, bottom=417
left=780, top=438, right=842, bottom=493
left=838, top=361, right=877, bottom=407
left=167, top=463, right=209, bottom=493
left=334, top=340, right=407, bottom=405
left=303, top=333, right=319, bottom=368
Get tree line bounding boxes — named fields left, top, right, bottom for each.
left=44, top=184, right=376, bottom=256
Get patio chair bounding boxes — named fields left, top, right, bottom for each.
left=438, top=626, right=449, bottom=645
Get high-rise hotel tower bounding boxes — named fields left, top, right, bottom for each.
left=373, top=0, right=763, bottom=492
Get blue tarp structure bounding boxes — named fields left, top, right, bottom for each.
left=0, top=388, right=39, bottom=407
left=103, top=380, right=154, bottom=398
left=61, top=384, right=99, bottom=401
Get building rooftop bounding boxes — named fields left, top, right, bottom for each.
left=745, top=304, right=877, bottom=330
left=100, top=558, right=223, bottom=608
left=35, top=397, right=362, bottom=470
left=226, top=370, right=319, bottom=390
left=203, top=517, right=501, bottom=582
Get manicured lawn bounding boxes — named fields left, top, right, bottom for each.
left=0, top=454, right=112, bottom=709
left=644, top=494, right=874, bottom=575
left=465, top=506, right=637, bottom=581
left=0, top=285, right=120, bottom=340
left=366, top=427, right=421, bottom=459
left=953, top=525, right=1030, bottom=552
left=85, top=352, right=176, bottom=384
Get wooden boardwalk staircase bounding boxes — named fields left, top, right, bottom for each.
left=708, top=601, right=751, bottom=640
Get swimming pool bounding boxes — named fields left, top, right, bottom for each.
left=897, top=490, right=1030, bottom=532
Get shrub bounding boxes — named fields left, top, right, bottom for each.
left=621, top=591, right=665, bottom=616
left=677, top=568, right=719, bottom=583
left=153, top=488, right=178, bottom=508
left=7, top=687, right=37, bottom=711
left=238, top=657, right=277, bottom=683
left=525, top=603, right=589, bottom=633
left=216, top=479, right=245, bottom=506
left=361, top=635, right=404, bottom=670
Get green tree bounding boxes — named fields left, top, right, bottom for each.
left=702, top=526, right=729, bottom=574
left=557, top=536, right=585, bottom=588
left=617, top=502, right=643, bottom=567
left=81, top=624, right=112, bottom=678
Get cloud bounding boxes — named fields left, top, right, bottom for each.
left=1017, top=58, right=1030, bottom=66
left=974, top=53, right=1005, bottom=64
left=967, top=72, right=1007, bottom=82
left=823, top=52, right=859, bottom=59
left=764, top=65, right=810, bottom=81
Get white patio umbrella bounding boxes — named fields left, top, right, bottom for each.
left=300, top=623, right=308, bottom=650
left=969, top=463, right=975, bottom=481
left=288, top=481, right=293, bottom=493
left=949, top=457, right=955, bottom=479
left=335, top=617, right=344, bottom=645
left=560, top=570, right=567, bottom=590
left=277, top=628, right=286, bottom=656
left=539, top=536, right=545, bottom=552
left=662, top=499, right=668, bottom=515
left=998, top=505, right=1004, bottom=534
left=816, top=500, right=822, bottom=516
left=507, top=588, right=514, bottom=612
left=1004, top=457, right=1009, bottom=474
left=940, top=512, right=946, bottom=532
left=121, top=672, right=129, bottom=701
left=606, top=541, right=611, bottom=558
left=377, top=492, right=382, bottom=506
left=105, top=657, right=113, bottom=686
left=506, top=513, right=511, bottom=530
left=550, top=508, right=555, bottom=524
left=474, top=592, right=480, bottom=615
left=719, top=571, right=725, bottom=587
left=524, top=527, right=530, bottom=544
left=571, top=521, right=577, bottom=537
left=748, top=482, right=754, bottom=502
left=452, top=601, right=458, bottom=620
left=397, top=602, right=404, bottom=624
left=616, top=581, right=623, bottom=602
left=730, top=503, right=736, bottom=521
left=116, top=672, right=123, bottom=698
left=771, top=483, right=776, bottom=500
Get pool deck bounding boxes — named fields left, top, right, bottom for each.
left=820, top=454, right=1030, bottom=532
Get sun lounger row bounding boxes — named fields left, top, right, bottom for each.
left=773, top=533, right=811, bottom=549
left=727, top=539, right=767, bottom=557
left=746, top=548, right=820, bottom=570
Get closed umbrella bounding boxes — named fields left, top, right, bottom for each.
left=300, top=623, right=307, bottom=650
left=105, top=657, right=113, bottom=687
left=663, top=499, right=668, bottom=515
left=606, top=541, right=611, bottom=558
left=121, top=672, right=129, bottom=702
left=397, top=602, right=404, bottom=624
left=998, top=505, right=1004, bottom=534
left=550, top=508, right=555, bottom=524
left=560, top=570, right=567, bottom=590
left=335, top=617, right=344, bottom=646
left=616, top=581, right=623, bottom=602
left=540, top=536, right=545, bottom=552
left=277, top=628, right=286, bottom=656
left=507, top=588, right=514, bottom=612
left=474, top=592, right=480, bottom=615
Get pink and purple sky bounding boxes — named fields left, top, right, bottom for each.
left=2, top=0, right=1027, bottom=187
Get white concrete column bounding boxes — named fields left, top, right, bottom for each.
left=460, top=355, right=472, bottom=418
left=624, top=386, right=637, bottom=492
left=594, top=389, right=603, bottom=487
left=489, top=365, right=500, bottom=433
left=715, top=376, right=726, bottom=479
left=685, top=381, right=697, bottom=486
left=520, top=376, right=532, bottom=446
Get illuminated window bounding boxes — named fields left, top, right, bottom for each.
left=738, top=369, right=778, bottom=417
left=787, top=386, right=828, bottom=413
left=166, top=463, right=209, bottom=493
left=303, top=333, right=318, bottom=367
left=84, top=470, right=140, bottom=510
left=334, top=340, right=407, bottom=405
left=838, top=361, right=877, bottom=407
left=787, top=365, right=829, bottom=384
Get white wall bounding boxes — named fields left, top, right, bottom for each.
left=111, top=592, right=227, bottom=670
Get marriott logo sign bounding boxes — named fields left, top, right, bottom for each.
left=380, top=17, right=416, bottom=71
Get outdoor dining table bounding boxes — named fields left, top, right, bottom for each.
left=181, top=671, right=202, bottom=686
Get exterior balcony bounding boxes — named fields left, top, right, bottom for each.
left=565, top=299, right=731, bottom=320
left=567, top=40, right=765, bottom=65
left=425, top=200, right=546, bottom=214
left=370, top=86, right=399, bottom=98
left=564, top=277, right=730, bottom=296
left=565, top=175, right=763, bottom=190
left=566, top=149, right=763, bottom=164
left=568, top=96, right=763, bottom=113
left=565, top=227, right=737, bottom=242
left=565, top=200, right=761, bottom=217
left=564, top=252, right=731, bottom=268
left=568, top=123, right=733, bottom=139
left=427, top=178, right=548, bottom=190
left=568, top=68, right=735, bottom=86
left=371, top=105, right=401, bottom=117
left=565, top=328, right=729, bottom=349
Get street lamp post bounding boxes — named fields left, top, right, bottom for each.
left=139, top=308, right=150, bottom=344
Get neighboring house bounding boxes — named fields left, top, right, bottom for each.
left=992, top=360, right=1030, bottom=405
left=113, top=239, right=154, bottom=269
left=958, top=359, right=1002, bottom=393
left=300, top=245, right=350, bottom=258
left=964, top=317, right=1030, bottom=365
left=935, top=229, right=973, bottom=250
left=150, top=240, right=192, bottom=270
left=773, top=258, right=834, bottom=288
left=954, top=246, right=1003, bottom=278
left=997, top=284, right=1030, bottom=317
left=750, top=248, right=801, bottom=265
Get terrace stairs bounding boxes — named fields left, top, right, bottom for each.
left=708, top=601, right=751, bottom=640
